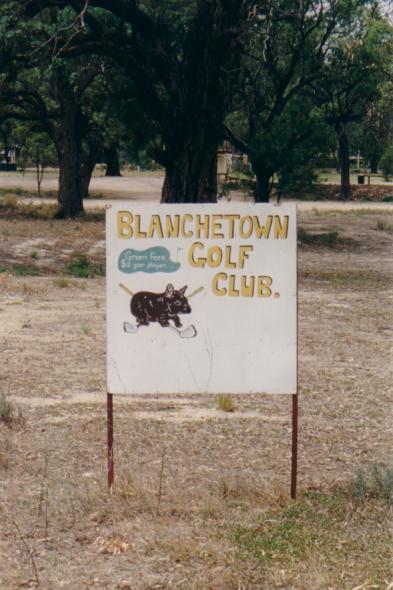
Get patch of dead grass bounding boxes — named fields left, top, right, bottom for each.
left=300, top=268, right=391, bottom=289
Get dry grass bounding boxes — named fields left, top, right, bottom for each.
left=0, top=190, right=105, bottom=222
left=0, top=394, right=24, bottom=427
left=217, top=394, right=236, bottom=412
left=376, top=218, right=393, bottom=232
left=0, top=209, right=392, bottom=588
left=232, top=482, right=392, bottom=588
left=0, top=192, right=58, bottom=219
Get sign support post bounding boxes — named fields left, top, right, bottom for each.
left=291, top=393, right=298, bottom=499
left=107, top=393, right=114, bottom=489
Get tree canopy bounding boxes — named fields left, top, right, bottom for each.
left=0, top=0, right=392, bottom=213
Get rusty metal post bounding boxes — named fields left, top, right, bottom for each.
left=107, top=393, right=114, bottom=489
left=291, top=218, right=299, bottom=500
left=291, top=393, right=298, bottom=499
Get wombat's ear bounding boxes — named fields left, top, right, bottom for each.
left=179, top=286, right=187, bottom=295
left=165, top=284, right=174, bottom=297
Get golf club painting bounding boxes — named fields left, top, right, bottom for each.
left=117, top=246, right=201, bottom=339
left=106, top=203, right=297, bottom=395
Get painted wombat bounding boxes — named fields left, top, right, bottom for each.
left=130, top=284, right=191, bottom=328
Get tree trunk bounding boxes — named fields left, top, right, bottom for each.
left=53, top=101, right=87, bottom=218
left=254, top=173, right=272, bottom=203
left=161, top=138, right=218, bottom=203
left=81, top=157, right=96, bottom=201
left=370, top=155, right=379, bottom=174
left=336, top=124, right=352, bottom=201
left=156, top=1, right=242, bottom=204
left=55, top=115, right=84, bottom=217
left=105, top=143, right=122, bottom=177
left=57, top=147, right=83, bottom=217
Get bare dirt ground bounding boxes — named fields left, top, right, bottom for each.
left=0, top=206, right=392, bottom=589
left=2, top=168, right=393, bottom=207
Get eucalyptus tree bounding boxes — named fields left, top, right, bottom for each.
left=224, top=0, right=392, bottom=201
left=21, top=0, right=255, bottom=203
left=0, top=2, right=114, bottom=216
left=355, top=86, right=393, bottom=174
left=312, top=4, right=393, bottom=199
left=223, top=0, right=344, bottom=202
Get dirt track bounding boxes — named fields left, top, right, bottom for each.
left=2, top=169, right=393, bottom=211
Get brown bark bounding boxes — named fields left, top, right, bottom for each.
left=57, top=147, right=84, bottom=217
left=161, top=133, right=219, bottom=203
left=254, top=173, right=272, bottom=203
left=54, top=105, right=84, bottom=218
left=336, top=124, right=352, bottom=201
left=370, top=156, right=379, bottom=174
left=81, top=157, right=96, bottom=202
left=105, top=143, right=122, bottom=177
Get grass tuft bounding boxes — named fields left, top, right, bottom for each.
left=0, top=194, right=18, bottom=209
left=217, top=394, right=236, bottom=412
left=67, top=253, right=104, bottom=278
left=350, top=465, right=393, bottom=505
left=12, top=263, right=40, bottom=276
left=376, top=218, right=393, bottom=232
left=298, top=228, right=339, bottom=247
left=0, top=394, right=24, bottom=428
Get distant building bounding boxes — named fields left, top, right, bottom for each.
left=217, top=141, right=249, bottom=184
left=0, top=146, right=18, bottom=171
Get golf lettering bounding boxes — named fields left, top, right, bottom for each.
left=117, top=212, right=285, bottom=298
left=117, top=212, right=289, bottom=240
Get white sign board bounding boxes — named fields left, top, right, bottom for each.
left=106, top=203, right=297, bottom=395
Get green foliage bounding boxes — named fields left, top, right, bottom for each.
left=232, top=491, right=342, bottom=565
left=351, top=466, right=393, bottom=505
left=379, top=145, right=393, bottom=178
left=355, top=89, right=393, bottom=171
left=1, top=0, right=393, bottom=206
left=12, top=263, right=39, bottom=276
left=16, top=128, right=57, bottom=172
left=67, top=253, right=103, bottom=278
left=232, top=479, right=391, bottom=572
left=226, top=1, right=393, bottom=200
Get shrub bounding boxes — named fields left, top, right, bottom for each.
left=53, top=278, right=72, bottom=288
left=298, top=228, right=339, bottom=247
left=376, top=219, right=393, bottom=232
left=0, top=394, right=24, bottom=427
left=217, top=394, right=236, bottom=412
left=0, top=194, right=18, bottom=209
left=350, top=465, right=393, bottom=506
left=12, top=264, right=39, bottom=277
left=67, top=253, right=103, bottom=278
left=379, top=145, right=393, bottom=179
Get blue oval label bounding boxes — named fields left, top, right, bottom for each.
left=118, top=247, right=181, bottom=274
